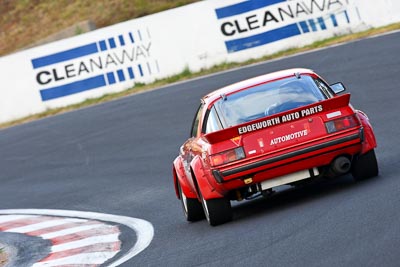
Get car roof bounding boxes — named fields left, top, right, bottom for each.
left=202, top=68, right=317, bottom=107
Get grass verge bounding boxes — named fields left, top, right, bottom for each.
left=1, top=22, right=400, bottom=130
left=0, top=0, right=200, bottom=56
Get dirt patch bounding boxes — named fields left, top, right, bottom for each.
left=0, top=245, right=8, bottom=267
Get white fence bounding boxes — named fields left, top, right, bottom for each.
left=0, top=0, right=399, bottom=123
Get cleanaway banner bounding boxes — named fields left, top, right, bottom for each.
left=216, top=0, right=353, bottom=53
left=32, top=29, right=155, bottom=102
left=0, top=0, right=399, bottom=123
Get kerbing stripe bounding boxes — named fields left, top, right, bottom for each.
left=0, top=209, right=154, bottom=266
left=1, top=214, right=123, bottom=266
left=51, top=233, right=120, bottom=252
left=39, top=242, right=121, bottom=262
left=0, top=216, right=55, bottom=231
left=28, top=220, right=100, bottom=236
left=40, top=223, right=104, bottom=239
left=51, top=225, right=119, bottom=245
left=0, top=215, right=37, bottom=223
left=4, top=218, right=86, bottom=233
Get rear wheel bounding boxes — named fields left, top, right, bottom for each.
left=199, top=191, right=232, bottom=226
left=352, top=149, right=379, bottom=181
left=177, top=181, right=204, bottom=221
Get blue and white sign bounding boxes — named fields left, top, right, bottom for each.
left=31, top=28, right=159, bottom=101
left=215, top=0, right=353, bottom=53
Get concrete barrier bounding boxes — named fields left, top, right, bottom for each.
left=0, top=0, right=399, bottom=123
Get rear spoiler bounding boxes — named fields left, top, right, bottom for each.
left=203, top=93, right=351, bottom=144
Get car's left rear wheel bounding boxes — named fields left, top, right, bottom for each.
left=177, top=181, right=204, bottom=221
left=199, top=192, right=232, bottom=226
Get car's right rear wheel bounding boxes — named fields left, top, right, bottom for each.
left=352, top=149, right=379, bottom=181
left=199, top=192, right=232, bottom=226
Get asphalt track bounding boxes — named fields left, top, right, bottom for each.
left=1, top=31, right=400, bottom=266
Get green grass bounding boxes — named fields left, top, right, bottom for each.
left=0, top=0, right=200, bottom=56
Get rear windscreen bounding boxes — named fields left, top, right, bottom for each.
left=214, top=75, right=327, bottom=128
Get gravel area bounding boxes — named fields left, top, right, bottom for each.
left=0, top=243, right=14, bottom=267
left=0, top=245, right=8, bottom=267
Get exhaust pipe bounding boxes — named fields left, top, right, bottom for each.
left=331, top=156, right=351, bottom=175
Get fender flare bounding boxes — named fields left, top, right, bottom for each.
left=357, top=111, right=377, bottom=154
left=190, top=155, right=224, bottom=200
left=173, top=157, right=197, bottom=199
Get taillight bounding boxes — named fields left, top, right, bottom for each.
left=325, top=115, right=359, bottom=133
left=210, top=147, right=245, bottom=167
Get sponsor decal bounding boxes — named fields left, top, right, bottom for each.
left=238, top=104, right=322, bottom=134
left=215, top=0, right=352, bottom=53
left=238, top=117, right=281, bottom=134
left=326, top=110, right=342, bottom=118
left=248, top=149, right=257, bottom=155
left=257, top=138, right=265, bottom=148
left=270, top=129, right=308, bottom=145
left=31, top=29, right=159, bottom=101
left=231, top=135, right=242, bottom=146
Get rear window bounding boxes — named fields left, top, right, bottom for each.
left=214, top=75, right=327, bottom=128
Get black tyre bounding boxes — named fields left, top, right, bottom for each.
left=352, top=149, right=379, bottom=181
left=200, top=192, right=232, bottom=226
left=177, top=181, right=204, bottom=221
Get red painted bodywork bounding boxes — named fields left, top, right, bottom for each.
left=173, top=69, right=377, bottom=201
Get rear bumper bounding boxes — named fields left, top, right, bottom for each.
left=212, top=130, right=363, bottom=189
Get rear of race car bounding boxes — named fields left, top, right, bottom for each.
left=174, top=69, right=378, bottom=226
left=199, top=93, right=377, bottom=224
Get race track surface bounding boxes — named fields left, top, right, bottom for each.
left=1, top=31, right=400, bottom=266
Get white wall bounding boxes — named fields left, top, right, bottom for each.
left=0, top=0, right=399, bottom=123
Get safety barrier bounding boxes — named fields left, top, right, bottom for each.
left=0, top=0, right=399, bottom=123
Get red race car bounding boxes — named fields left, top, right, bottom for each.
left=173, top=68, right=378, bottom=226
